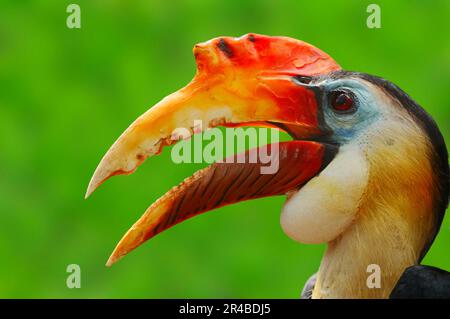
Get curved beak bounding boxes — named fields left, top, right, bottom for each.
left=85, top=34, right=341, bottom=266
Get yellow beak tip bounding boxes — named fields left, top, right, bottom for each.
left=105, top=257, right=116, bottom=267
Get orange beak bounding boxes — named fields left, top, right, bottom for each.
left=85, top=34, right=341, bottom=266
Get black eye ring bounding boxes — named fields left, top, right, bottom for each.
left=329, top=90, right=357, bottom=113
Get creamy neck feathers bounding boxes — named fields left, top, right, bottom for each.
left=313, top=110, right=438, bottom=299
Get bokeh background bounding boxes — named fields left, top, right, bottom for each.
left=0, top=0, right=449, bottom=298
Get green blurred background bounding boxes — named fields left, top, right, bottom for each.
left=0, top=0, right=448, bottom=298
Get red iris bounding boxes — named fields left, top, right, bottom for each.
left=330, top=91, right=354, bottom=112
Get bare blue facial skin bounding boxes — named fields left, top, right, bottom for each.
left=319, top=78, right=382, bottom=144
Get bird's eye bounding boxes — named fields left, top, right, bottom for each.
left=329, top=90, right=356, bottom=113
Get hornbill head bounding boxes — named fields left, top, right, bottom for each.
left=86, top=34, right=449, bottom=298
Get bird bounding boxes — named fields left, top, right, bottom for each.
left=85, top=34, right=449, bottom=299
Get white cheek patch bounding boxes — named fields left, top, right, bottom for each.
left=280, top=144, right=368, bottom=244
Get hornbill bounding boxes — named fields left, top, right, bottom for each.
left=86, top=34, right=450, bottom=298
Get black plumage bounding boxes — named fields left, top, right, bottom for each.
left=300, top=273, right=317, bottom=299
left=390, top=265, right=450, bottom=298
